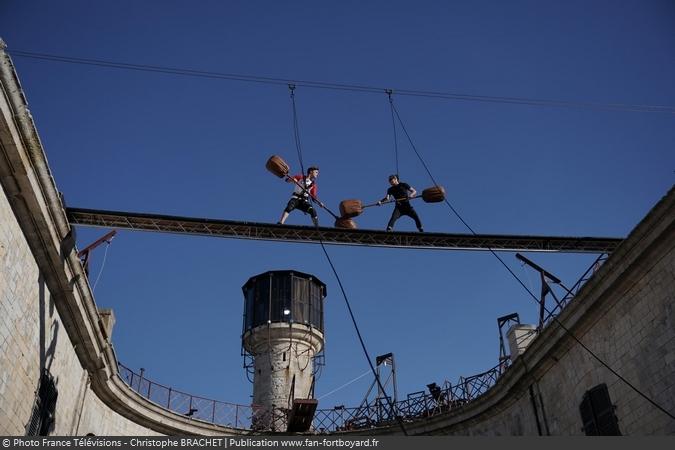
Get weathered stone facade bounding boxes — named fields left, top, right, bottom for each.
left=244, top=323, right=324, bottom=430
left=352, top=187, right=675, bottom=436
left=0, top=39, right=673, bottom=436
left=0, top=178, right=161, bottom=435
left=0, top=173, right=46, bottom=434
left=0, top=42, right=241, bottom=436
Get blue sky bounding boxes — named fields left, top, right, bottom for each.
left=2, top=0, right=674, bottom=412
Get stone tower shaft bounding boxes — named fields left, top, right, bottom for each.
left=241, top=270, right=326, bottom=431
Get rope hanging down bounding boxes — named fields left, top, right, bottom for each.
left=286, top=85, right=340, bottom=221
left=289, top=85, right=306, bottom=178
left=287, top=86, right=409, bottom=435
left=386, top=89, right=399, bottom=177
left=92, top=241, right=111, bottom=291
left=387, top=96, right=675, bottom=422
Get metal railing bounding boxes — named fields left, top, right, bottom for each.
left=541, top=253, right=608, bottom=327
left=117, top=360, right=505, bottom=433
left=313, top=361, right=505, bottom=432
left=116, top=255, right=604, bottom=432
left=117, top=363, right=257, bottom=429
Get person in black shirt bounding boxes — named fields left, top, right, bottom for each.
left=377, top=174, right=424, bottom=232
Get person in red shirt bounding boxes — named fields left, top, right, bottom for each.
left=278, top=166, right=324, bottom=226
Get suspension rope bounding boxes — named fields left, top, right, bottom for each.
left=289, top=84, right=306, bottom=178
left=317, top=243, right=409, bottom=434
left=289, top=87, right=409, bottom=435
left=520, top=260, right=536, bottom=295
left=386, top=90, right=399, bottom=176
left=288, top=86, right=340, bottom=220
left=92, top=241, right=111, bottom=291
left=388, top=98, right=675, bottom=422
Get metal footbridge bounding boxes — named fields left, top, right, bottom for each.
left=66, top=207, right=623, bottom=253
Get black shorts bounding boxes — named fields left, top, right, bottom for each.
left=285, top=196, right=317, bottom=218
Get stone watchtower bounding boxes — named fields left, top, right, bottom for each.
left=241, top=270, right=326, bottom=431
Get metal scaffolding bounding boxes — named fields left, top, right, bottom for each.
left=66, top=208, right=623, bottom=253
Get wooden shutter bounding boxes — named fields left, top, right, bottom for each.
left=25, top=370, right=58, bottom=436
left=580, top=383, right=621, bottom=435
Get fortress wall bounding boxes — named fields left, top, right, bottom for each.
left=0, top=43, right=240, bottom=436
left=0, top=87, right=162, bottom=436
left=361, top=188, right=674, bottom=436
left=76, top=390, right=161, bottom=436
left=535, top=228, right=674, bottom=435
left=0, top=178, right=65, bottom=434
left=0, top=182, right=167, bottom=436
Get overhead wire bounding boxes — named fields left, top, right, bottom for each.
left=387, top=94, right=675, bottom=422
left=289, top=88, right=409, bottom=435
left=8, top=50, right=675, bottom=115
left=318, top=369, right=372, bottom=401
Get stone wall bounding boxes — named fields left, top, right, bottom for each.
left=0, top=161, right=157, bottom=436
left=0, top=42, right=240, bottom=436
left=76, top=390, right=161, bottom=436
left=566, top=227, right=674, bottom=434
left=359, top=188, right=675, bottom=436
left=0, top=175, right=46, bottom=435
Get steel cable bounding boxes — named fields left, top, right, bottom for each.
left=290, top=87, right=410, bottom=435
left=9, top=50, right=675, bottom=114
left=389, top=96, right=675, bottom=422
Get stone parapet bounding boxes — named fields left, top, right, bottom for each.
left=0, top=42, right=245, bottom=436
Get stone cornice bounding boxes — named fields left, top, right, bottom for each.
left=0, top=41, right=245, bottom=436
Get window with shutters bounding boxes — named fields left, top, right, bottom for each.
left=25, top=370, right=58, bottom=436
left=579, top=383, right=621, bottom=435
